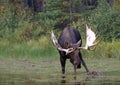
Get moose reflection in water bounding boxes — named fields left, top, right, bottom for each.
left=60, top=70, right=103, bottom=84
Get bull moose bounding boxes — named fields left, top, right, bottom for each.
left=51, top=24, right=99, bottom=79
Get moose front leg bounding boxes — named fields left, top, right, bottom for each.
left=60, top=57, right=66, bottom=78
left=74, top=64, right=77, bottom=80
left=79, top=53, right=90, bottom=73
left=81, top=58, right=90, bottom=73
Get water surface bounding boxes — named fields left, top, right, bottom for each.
left=0, top=58, right=120, bottom=85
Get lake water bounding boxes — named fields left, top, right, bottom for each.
left=0, top=72, right=120, bottom=85
left=0, top=59, right=120, bottom=85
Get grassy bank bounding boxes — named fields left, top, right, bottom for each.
left=0, top=36, right=58, bottom=59
left=0, top=36, right=120, bottom=60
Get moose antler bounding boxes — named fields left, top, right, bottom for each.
left=79, top=24, right=100, bottom=50
left=51, top=31, right=74, bottom=54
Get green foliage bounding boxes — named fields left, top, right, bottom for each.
left=0, top=38, right=120, bottom=59
left=0, top=0, right=120, bottom=59
left=114, top=0, right=120, bottom=13
left=73, top=0, right=120, bottom=41
left=0, top=0, right=120, bottom=42
left=0, top=36, right=58, bottom=58
left=81, top=40, right=120, bottom=59
left=89, top=0, right=120, bottom=41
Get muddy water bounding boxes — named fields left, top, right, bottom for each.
left=0, top=59, right=120, bottom=85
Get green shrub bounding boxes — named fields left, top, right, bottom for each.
left=81, top=40, right=120, bottom=60
left=0, top=37, right=119, bottom=60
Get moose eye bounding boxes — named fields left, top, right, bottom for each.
left=70, top=51, right=75, bottom=55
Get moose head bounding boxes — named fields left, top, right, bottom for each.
left=51, top=24, right=99, bottom=54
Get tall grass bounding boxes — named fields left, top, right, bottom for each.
left=0, top=36, right=58, bottom=59
left=0, top=36, right=120, bottom=60
left=81, top=40, right=120, bottom=60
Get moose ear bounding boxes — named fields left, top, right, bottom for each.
left=76, top=40, right=81, bottom=46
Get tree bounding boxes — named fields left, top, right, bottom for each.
left=10, top=0, right=45, bottom=12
